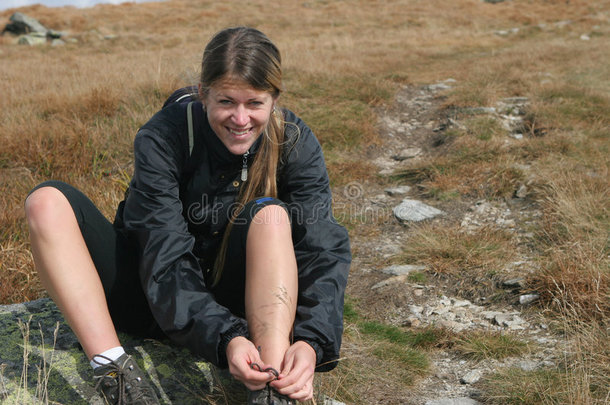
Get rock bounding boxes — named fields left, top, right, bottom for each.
left=394, top=199, right=444, bottom=222
left=451, top=299, right=472, bottom=308
left=518, top=360, right=539, bottom=371
left=580, top=34, right=591, bottom=41
left=427, top=79, right=456, bottom=91
left=437, top=319, right=465, bottom=332
left=519, top=293, right=540, bottom=305
left=17, top=32, right=47, bottom=46
left=494, top=313, right=527, bottom=330
left=323, top=396, right=346, bottom=405
left=483, top=0, right=506, bottom=3
left=502, top=278, right=526, bottom=289
left=0, top=299, right=246, bottom=404
left=371, top=274, right=409, bottom=289
left=382, top=264, right=427, bottom=276
left=426, top=398, right=481, bottom=405
left=515, top=184, right=528, bottom=198
left=391, top=147, right=422, bottom=161
left=385, top=185, right=411, bottom=196
left=462, top=107, right=496, bottom=115
left=3, top=12, right=48, bottom=36
left=403, top=317, right=421, bottom=327
left=47, top=29, right=64, bottom=39
left=460, top=369, right=483, bottom=384
left=409, top=305, right=424, bottom=315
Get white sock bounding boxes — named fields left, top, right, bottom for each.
left=90, top=346, right=126, bottom=369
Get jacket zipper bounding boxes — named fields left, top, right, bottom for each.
left=241, top=150, right=249, bottom=182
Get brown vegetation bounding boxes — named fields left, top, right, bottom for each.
left=1, top=0, right=608, bottom=403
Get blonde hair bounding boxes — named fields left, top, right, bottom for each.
left=199, top=27, right=284, bottom=286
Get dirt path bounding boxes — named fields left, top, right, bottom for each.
left=334, top=82, right=562, bottom=404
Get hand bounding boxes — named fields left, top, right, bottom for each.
left=225, top=336, right=277, bottom=390
left=270, top=341, right=316, bottom=401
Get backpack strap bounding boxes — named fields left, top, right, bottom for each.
left=187, top=101, right=194, bottom=156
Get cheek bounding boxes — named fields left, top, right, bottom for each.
left=207, top=110, right=226, bottom=128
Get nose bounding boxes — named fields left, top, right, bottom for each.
left=231, top=105, right=249, bottom=127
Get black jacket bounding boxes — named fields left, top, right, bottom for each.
left=118, top=99, right=351, bottom=371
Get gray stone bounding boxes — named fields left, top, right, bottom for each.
left=3, top=12, right=48, bottom=36
left=426, top=398, right=480, bottom=405
left=394, top=199, right=444, bottom=222
left=437, top=319, right=465, bottom=333
left=427, top=80, right=455, bottom=91
left=451, top=299, right=472, bottom=308
left=17, top=32, right=47, bottom=46
left=391, top=147, right=422, bottom=161
left=0, top=299, right=246, bottom=404
left=519, top=360, right=539, bottom=371
left=323, top=396, right=346, bottom=405
left=515, top=184, right=528, bottom=198
left=460, top=369, right=483, bottom=384
left=502, top=278, right=526, bottom=288
left=409, top=305, right=424, bottom=315
left=371, top=275, right=408, bottom=289
left=385, top=185, right=411, bottom=196
left=519, top=293, right=540, bottom=305
left=462, top=107, right=496, bottom=115
left=382, top=264, right=427, bottom=276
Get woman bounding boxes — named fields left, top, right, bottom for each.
left=25, top=27, right=350, bottom=405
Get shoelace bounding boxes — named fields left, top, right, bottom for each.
left=93, top=354, right=127, bottom=404
left=250, top=362, right=280, bottom=380
left=92, top=354, right=150, bottom=404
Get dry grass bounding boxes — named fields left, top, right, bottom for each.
left=1, top=0, right=609, bottom=403
left=455, top=331, right=530, bottom=362
left=398, top=223, right=518, bottom=298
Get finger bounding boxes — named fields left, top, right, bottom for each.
left=274, top=359, right=314, bottom=390
left=279, top=353, right=295, bottom=379
left=287, top=381, right=314, bottom=402
left=241, top=370, right=276, bottom=391
left=273, top=369, right=313, bottom=397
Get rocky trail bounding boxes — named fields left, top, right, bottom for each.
left=337, top=81, right=564, bottom=404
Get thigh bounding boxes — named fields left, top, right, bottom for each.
left=211, top=197, right=288, bottom=317
left=29, top=181, right=161, bottom=337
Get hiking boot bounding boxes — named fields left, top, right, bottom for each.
left=247, top=385, right=295, bottom=405
left=92, top=353, right=159, bottom=405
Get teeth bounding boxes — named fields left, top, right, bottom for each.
left=229, top=128, right=250, bottom=136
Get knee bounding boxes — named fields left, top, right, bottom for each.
left=251, top=204, right=290, bottom=229
left=25, top=187, right=71, bottom=232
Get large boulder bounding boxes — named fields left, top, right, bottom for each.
left=2, top=12, right=48, bottom=35
left=0, top=299, right=245, bottom=404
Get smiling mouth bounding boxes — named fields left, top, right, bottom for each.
left=227, top=127, right=251, bottom=136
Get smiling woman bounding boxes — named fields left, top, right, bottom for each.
left=23, top=26, right=351, bottom=405
left=0, top=0, right=162, bottom=11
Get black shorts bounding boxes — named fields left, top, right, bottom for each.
left=30, top=180, right=287, bottom=338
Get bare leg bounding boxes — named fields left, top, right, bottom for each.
left=245, top=205, right=298, bottom=371
left=25, top=187, right=120, bottom=359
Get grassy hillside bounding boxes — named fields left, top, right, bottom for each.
left=1, top=0, right=608, bottom=403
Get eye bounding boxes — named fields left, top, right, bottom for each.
left=219, top=99, right=233, bottom=105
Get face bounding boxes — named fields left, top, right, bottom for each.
left=201, top=80, right=276, bottom=156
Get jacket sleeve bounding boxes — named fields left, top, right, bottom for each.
left=122, top=122, right=247, bottom=367
left=280, top=114, right=351, bottom=372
